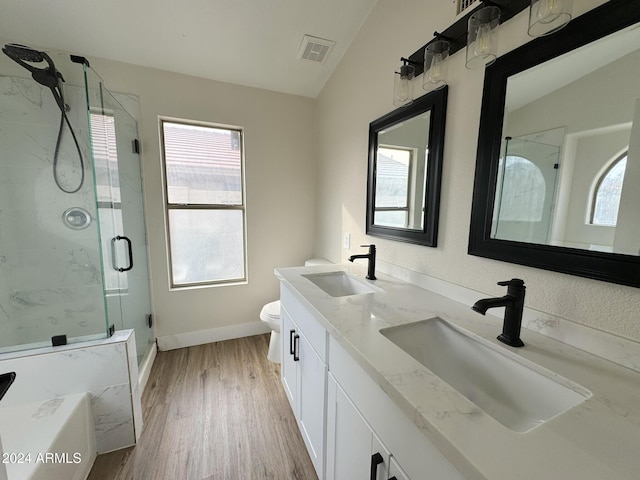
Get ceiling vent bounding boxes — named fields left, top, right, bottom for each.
left=456, top=0, right=480, bottom=16
left=297, top=35, right=336, bottom=64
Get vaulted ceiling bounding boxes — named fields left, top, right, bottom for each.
left=0, top=0, right=377, bottom=97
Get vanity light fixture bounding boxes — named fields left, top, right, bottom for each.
left=423, top=39, right=450, bottom=91
left=400, top=0, right=569, bottom=92
left=393, top=58, right=416, bottom=107
left=465, top=5, right=501, bottom=69
left=528, top=0, right=573, bottom=37
left=401, top=1, right=528, bottom=81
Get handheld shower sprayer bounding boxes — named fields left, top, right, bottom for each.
left=2, top=43, right=85, bottom=193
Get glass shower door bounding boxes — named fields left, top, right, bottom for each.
left=492, top=136, right=561, bottom=244
left=0, top=54, right=110, bottom=354
left=84, top=66, right=154, bottom=365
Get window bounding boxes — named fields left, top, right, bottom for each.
left=160, top=119, right=246, bottom=287
left=374, top=146, right=412, bottom=227
left=591, top=153, right=627, bottom=226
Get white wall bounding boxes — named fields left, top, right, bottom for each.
left=315, top=0, right=640, bottom=342
left=88, top=59, right=317, bottom=345
left=506, top=48, right=640, bottom=137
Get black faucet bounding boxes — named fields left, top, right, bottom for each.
left=348, top=244, right=376, bottom=280
left=472, top=278, right=526, bottom=347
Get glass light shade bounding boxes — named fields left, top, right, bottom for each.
left=423, top=40, right=450, bottom=91
left=466, top=6, right=500, bottom=70
left=528, top=0, right=573, bottom=37
left=393, top=63, right=415, bottom=107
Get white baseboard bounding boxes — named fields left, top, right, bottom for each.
left=138, top=342, right=157, bottom=395
left=156, top=321, right=270, bottom=351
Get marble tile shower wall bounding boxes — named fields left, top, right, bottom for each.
left=0, top=75, right=106, bottom=350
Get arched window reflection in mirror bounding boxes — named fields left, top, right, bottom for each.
left=591, top=153, right=627, bottom=226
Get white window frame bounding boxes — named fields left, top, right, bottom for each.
left=375, top=144, right=414, bottom=227
left=159, top=117, right=248, bottom=289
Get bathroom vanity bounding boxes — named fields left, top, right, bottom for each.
left=275, top=264, right=640, bottom=480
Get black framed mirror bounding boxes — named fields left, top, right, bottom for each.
left=367, top=86, right=448, bottom=246
left=469, top=0, right=640, bottom=288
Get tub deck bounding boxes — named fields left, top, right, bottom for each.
left=0, top=393, right=96, bottom=480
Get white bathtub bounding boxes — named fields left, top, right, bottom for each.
left=0, top=393, right=96, bottom=480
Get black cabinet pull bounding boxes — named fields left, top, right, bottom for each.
left=293, top=334, right=300, bottom=361
left=370, top=452, right=383, bottom=480
left=388, top=477, right=398, bottom=480
left=289, top=329, right=296, bottom=355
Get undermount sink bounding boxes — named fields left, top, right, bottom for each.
left=380, top=317, right=591, bottom=433
left=303, top=271, right=380, bottom=297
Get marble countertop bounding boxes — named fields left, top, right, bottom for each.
left=275, top=264, right=640, bottom=480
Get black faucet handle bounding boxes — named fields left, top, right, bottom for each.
left=360, top=244, right=376, bottom=253
left=497, top=278, right=524, bottom=287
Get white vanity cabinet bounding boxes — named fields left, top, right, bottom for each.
left=280, top=285, right=328, bottom=480
left=280, top=309, right=298, bottom=409
left=388, top=457, right=411, bottom=480
left=328, top=336, right=465, bottom=480
left=326, top=373, right=395, bottom=480
left=279, top=281, right=464, bottom=480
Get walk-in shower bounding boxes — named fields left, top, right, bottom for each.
left=0, top=44, right=153, bottom=365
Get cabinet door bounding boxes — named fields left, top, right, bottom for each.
left=298, top=331, right=327, bottom=479
left=371, top=433, right=391, bottom=480
left=388, top=456, right=411, bottom=480
left=326, top=375, right=390, bottom=480
left=280, top=308, right=298, bottom=415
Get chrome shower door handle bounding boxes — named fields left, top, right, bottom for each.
left=111, top=235, right=134, bottom=272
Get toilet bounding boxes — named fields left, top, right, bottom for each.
left=260, top=301, right=282, bottom=363
left=260, top=258, right=331, bottom=363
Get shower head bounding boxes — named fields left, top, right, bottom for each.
left=2, top=43, right=64, bottom=90
left=2, top=43, right=45, bottom=63
left=2, top=43, right=84, bottom=193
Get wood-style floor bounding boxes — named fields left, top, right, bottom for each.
left=88, top=335, right=318, bottom=480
